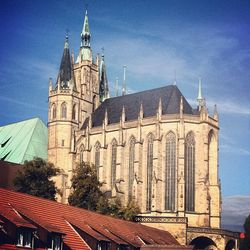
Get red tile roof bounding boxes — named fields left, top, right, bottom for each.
left=0, top=188, right=191, bottom=250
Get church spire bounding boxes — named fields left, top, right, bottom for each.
left=56, top=34, right=72, bottom=89
left=79, top=9, right=92, bottom=61
left=197, top=77, right=205, bottom=110
left=99, top=51, right=109, bottom=102
left=81, top=10, right=90, bottom=48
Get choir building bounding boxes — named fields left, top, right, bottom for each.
left=47, top=10, right=239, bottom=249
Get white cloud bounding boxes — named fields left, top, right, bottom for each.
left=222, top=196, right=250, bottom=231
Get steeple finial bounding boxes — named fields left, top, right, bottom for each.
left=197, top=77, right=205, bottom=110
left=122, top=65, right=127, bottom=96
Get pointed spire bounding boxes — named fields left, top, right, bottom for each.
left=81, top=10, right=90, bottom=48
left=99, top=50, right=109, bottom=102
left=104, top=108, right=108, bottom=126
left=121, top=106, right=126, bottom=123
left=213, top=104, right=219, bottom=120
left=115, top=77, right=119, bottom=97
left=180, top=96, right=183, bottom=118
left=197, top=77, right=205, bottom=109
left=139, top=103, right=144, bottom=119
left=56, top=34, right=72, bottom=89
left=122, top=65, right=127, bottom=96
left=157, top=98, right=162, bottom=120
left=79, top=9, right=92, bottom=62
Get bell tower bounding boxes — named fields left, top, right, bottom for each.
left=48, top=9, right=108, bottom=203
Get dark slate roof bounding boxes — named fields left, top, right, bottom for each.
left=83, top=85, right=198, bottom=129
left=56, top=38, right=72, bottom=89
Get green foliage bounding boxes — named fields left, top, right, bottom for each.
left=68, top=162, right=103, bottom=211
left=98, top=198, right=141, bottom=221
left=240, top=214, right=250, bottom=250
left=13, top=157, right=60, bottom=200
left=68, top=162, right=141, bottom=220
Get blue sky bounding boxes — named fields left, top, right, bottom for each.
left=0, top=0, right=250, bottom=230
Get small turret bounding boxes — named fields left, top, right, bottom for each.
left=139, top=103, right=144, bottom=120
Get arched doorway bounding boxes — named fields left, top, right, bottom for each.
left=190, top=236, right=217, bottom=250
left=225, top=240, right=235, bottom=250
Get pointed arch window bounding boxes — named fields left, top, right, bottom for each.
left=165, top=132, right=176, bottom=211
left=80, top=145, right=84, bottom=164
left=111, top=139, right=117, bottom=189
left=52, top=104, right=56, bottom=120
left=95, top=142, right=101, bottom=179
left=72, top=104, right=76, bottom=120
left=185, top=132, right=195, bottom=212
left=61, top=102, right=67, bottom=119
left=128, top=137, right=136, bottom=201
left=146, top=133, right=154, bottom=211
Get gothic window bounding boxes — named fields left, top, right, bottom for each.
left=185, top=132, right=195, bottom=212
left=146, top=133, right=154, bottom=211
left=165, top=132, right=176, bottom=211
left=95, top=142, right=101, bottom=179
left=80, top=145, right=84, bottom=164
left=128, top=136, right=136, bottom=201
left=61, top=102, right=67, bottom=119
left=72, top=104, right=76, bottom=120
left=111, top=139, right=117, bottom=189
left=52, top=104, right=56, bottom=120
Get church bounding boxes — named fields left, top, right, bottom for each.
left=48, top=10, right=238, bottom=249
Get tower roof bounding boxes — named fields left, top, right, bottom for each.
left=82, top=10, right=90, bottom=37
left=56, top=35, right=72, bottom=89
left=82, top=85, right=198, bottom=129
left=99, top=53, right=109, bottom=102
left=0, top=118, right=48, bottom=164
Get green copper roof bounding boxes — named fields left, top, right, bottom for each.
left=0, top=118, right=48, bottom=164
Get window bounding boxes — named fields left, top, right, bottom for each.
left=146, top=133, right=154, bottom=211
left=165, top=132, right=176, bottom=211
left=16, top=229, right=32, bottom=248
left=95, top=142, right=101, bottom=179
left=80, top=145, right=84, bottom=163
left=52, top=104, right=57, bottom=120
left=61, top=102, right=67, bottom=119
left=98, top=241, right=110, bottom=250
left=185, top=132, right=195, bottom=212
left=48, top=234, right=62, bottom=250
left=111, top=139, right=117, bottom=188
left=72, top=104, right=76, bottom=120
left=128, top=137, right=136, bottom=201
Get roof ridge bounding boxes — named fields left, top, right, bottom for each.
left=0, top=117, right=41, bottom=128
left=105, top=84, right=176, bottom=102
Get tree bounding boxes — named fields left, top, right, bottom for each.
left=13, top=157, right=60, bottom=200
left=68, top=162, right=103, bottom=211
left=240, top=214, right=250, bottom=250
left=68, top=162, right=141, bottom=220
